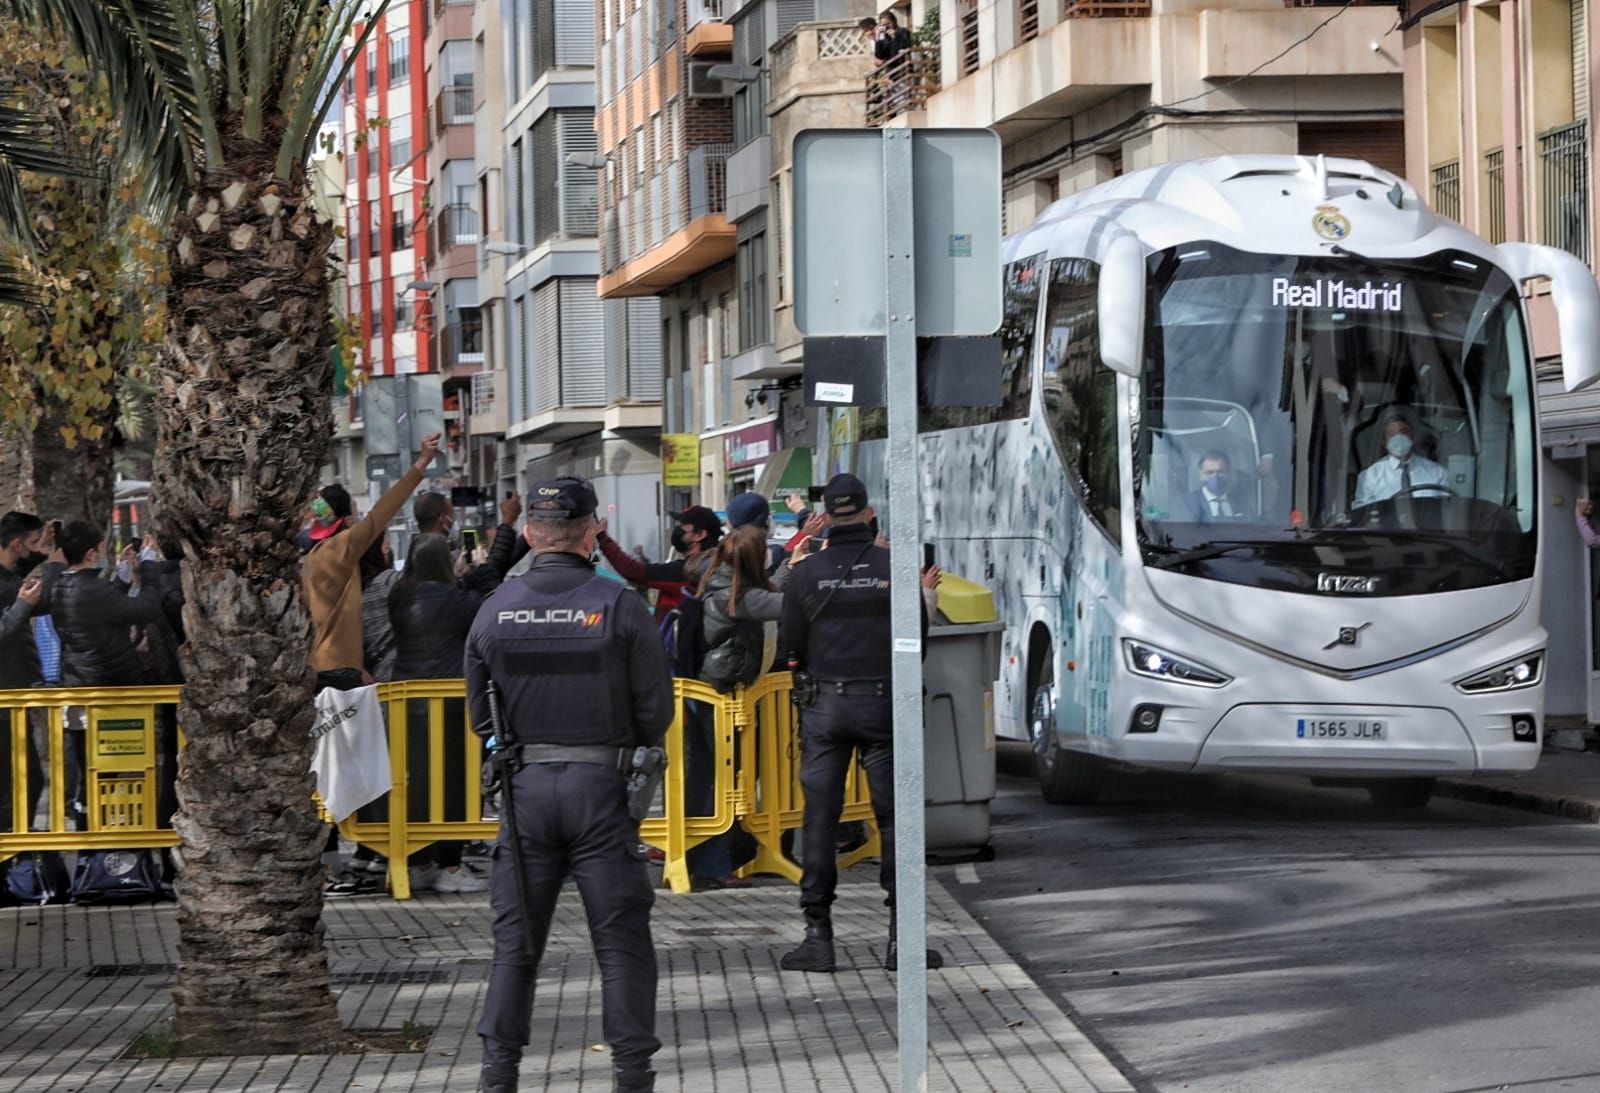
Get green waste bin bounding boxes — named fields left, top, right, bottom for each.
left=924, top=575, right=1003, bottom=857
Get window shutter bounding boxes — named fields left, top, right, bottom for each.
left=516, top=295, right=531, bottom=421
left=627, top=298, right=663, bottom=400
left=532, top=114, right=558, bottom=243
left=555, top=0, right=594, bottom=66
left=774, top=0, right=809, bottom=41
left=533, top=282, right=561, bottom=413
left=560, top=279, right=606, bottom=406
left=558, top=111, right=599, bottom=236
left=604, top=299, right=629, bottom=402
left=1576, top=0, right=1590, bottom=121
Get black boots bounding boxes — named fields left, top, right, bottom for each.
left=779, top=913, right=836, bottom=972
left=480, top=1064, right=518, bottom=1092
left=884, top=908, right=944, bottom=971
left=613, top=1067, right=656, bottom=1092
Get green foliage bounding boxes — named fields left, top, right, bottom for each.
left=914, top=7, right=940, bottom=49
left=0, top=30, right=166, bottom=447
left=125, top=1023, right=176, bottom=1060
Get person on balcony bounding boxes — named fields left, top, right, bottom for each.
left=873, top=11, right=913, bottom=63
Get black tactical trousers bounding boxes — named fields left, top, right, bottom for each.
left=797, top=691, right=896, bottom=917
left=478, top=760, right=659, bottom=1075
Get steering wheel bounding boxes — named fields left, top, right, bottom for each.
left=1390, top=482, right=1458, bottom=500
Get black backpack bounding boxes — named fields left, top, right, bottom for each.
left=665, top=588, right=706, bottom=680
left=4, top=851, right=71, bottom=906
left=70, top=849, right=164, bottom=905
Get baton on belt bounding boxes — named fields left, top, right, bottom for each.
left=486, top=680, right=539, bottom=960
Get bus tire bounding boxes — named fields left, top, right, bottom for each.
left=1030, top=657, right=1101, bottom=806
left=1367, top=777, right=1436, bottom=809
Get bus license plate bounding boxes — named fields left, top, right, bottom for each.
left=1296, top=718, right=1386, bottom=740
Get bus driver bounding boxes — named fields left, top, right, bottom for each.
left=1353, top=413, right=1449, bottom=508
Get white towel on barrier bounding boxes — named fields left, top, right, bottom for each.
left=310, top=685, right=390, bottom=822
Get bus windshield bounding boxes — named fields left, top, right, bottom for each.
left=1135, top=243, right=1538, bottom=595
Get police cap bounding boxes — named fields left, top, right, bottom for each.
left=822, top=473, right=869, bottom=517
left=526, top=476, right=598, bottom=521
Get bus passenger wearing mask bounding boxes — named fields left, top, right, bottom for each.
left=1353, top=414, right=1448, bottom=508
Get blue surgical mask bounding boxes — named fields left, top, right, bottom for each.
left=1202, top=473, right=1227, bottom=495
left=1386, top=433, right=1413, bottom=459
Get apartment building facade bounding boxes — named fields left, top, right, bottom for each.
left=596, top=0, right=872, bottom=514
left=474, top=0, right=669, bottom=555
left=1402, top=0, right=1600, bottom=722
left=424, top=0, right=484, bottom=478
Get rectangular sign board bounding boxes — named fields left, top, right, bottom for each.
left=793, top=129, right=1002, bottom=339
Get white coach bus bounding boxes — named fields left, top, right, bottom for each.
left=911, top=155, right=1600, bottom=808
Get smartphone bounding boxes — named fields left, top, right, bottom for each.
left=462, top=528, right=480, bottom=551
left=807, top=485, right=826, bottom=503
left=922, top=543, right=935, bottom=571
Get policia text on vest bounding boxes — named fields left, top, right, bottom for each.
left=463, top=477, right=672, bottom=1093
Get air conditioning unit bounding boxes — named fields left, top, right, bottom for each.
left=686, top=61, right=732, bottom=100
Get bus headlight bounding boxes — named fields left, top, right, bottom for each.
left=1454, top=652, right=1544, bottom=694
left=1122, top=640, right=1232, bottom=687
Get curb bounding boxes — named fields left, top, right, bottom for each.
left=1435, top=777, right=1600, bottom=823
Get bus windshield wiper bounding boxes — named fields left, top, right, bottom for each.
left=1147, top=539, right=1264, bottom=569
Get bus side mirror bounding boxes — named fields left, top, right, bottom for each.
left=1098, top=232, right=1145, bottom=378
left=1498, top=241, right=1600, bottom=393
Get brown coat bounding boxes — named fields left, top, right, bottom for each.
left=303, top=466, right=424, bottom=673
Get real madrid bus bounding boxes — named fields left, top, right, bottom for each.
left=895, top=154, right=1600, bottom=808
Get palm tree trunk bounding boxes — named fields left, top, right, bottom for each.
left=153, top=136, right=342, bottom=1055
left=31, top=398, right=115, bottom=525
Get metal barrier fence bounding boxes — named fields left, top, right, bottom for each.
left=0, top=675, right=880, bottom=899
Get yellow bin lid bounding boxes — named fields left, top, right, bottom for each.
left=935, top=572, right=998, bottom=625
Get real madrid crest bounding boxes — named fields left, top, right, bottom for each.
left=1312, top=206, right=1351, bottom=241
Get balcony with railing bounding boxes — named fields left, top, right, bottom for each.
left=433, top=202, right=480, bottom=255
left=1484, top=148, right=1505, bottom=245
left=866, top=48, right=940, bottom=127
left=598, top=144, right=737, bottom=298
left=1430, top=159, right=1461, bottom=222
left=434, top=85, right=475, bottom=134
left=1540, top=120, right=1590, bottom=264
left=1061, top=0, right=1150, bottom=16
left=438, top=317, right=485, bottom=374
left=686, top=0, right=731, bottom=56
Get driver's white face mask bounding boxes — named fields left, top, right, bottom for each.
left=1386, top=433, right=1413, bottom=459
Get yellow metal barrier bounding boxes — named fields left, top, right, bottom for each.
left=737, top=672, right=881, bottom=884
left=0, top=686, right=182, bottom=858
left=0, top=675, right=885, bottom=899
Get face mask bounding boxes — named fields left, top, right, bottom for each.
left=670, top=527, right=689, bottom=555
left=1386, top=433, right=1413, bottom=459
left=1202, top=473, right=1227, bottom=495
left=115, top=560, right=132, bottom=583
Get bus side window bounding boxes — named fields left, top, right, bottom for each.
left=1042, top=258, right=1120, bottom=546
left=918, top=254, right=1042, bottom=432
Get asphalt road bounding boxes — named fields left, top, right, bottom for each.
left=939, top=744, right=1600, bottom=1093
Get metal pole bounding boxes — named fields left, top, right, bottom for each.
left=882, top=125, right=928, bottom=1093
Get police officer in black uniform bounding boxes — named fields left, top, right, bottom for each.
left=777, top=474, right=943, bottom=973
left=464, top=477, right=672, bottom=1093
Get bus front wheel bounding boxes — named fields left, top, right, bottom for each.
left=1367, top=777, right=1436, bottom=809
left=1031, top=661, right=1101, bottom=805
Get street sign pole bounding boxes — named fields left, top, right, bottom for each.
left=882, top=126, right=928, bottom=1093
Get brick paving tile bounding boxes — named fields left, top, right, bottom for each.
left=0, top=874, right=1132, bottom=1092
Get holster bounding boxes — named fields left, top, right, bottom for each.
left=791, top=670, right=819, bottom=710
left=624, top=746, right=668, bottom=821
left=481, top=741, right=523, bottom=798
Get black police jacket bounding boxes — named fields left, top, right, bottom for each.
left=389, top=579, right=482, bottom=680
left=50, top=563, right=168, bottom=687
left=464, top=552, right=672, bottom=750
left=780, top=523, right=925, bottom=683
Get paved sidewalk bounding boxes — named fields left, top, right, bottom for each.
left=1437, top=735, right=1600, bottom=821
left=0, top=875, right=1133, bottom=1093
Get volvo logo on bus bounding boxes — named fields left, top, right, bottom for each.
left=1323, top=622, right=1374, bottom=650
left=1318, top=573, right=1380, bottom=594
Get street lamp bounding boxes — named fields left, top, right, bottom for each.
left=706, top=63, right=762, bottom=83
left=564, top=151, right=612, bottom=170
left=404, top=279, right=437, bottom=293
left=483, top=241, right=529, bottom=255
